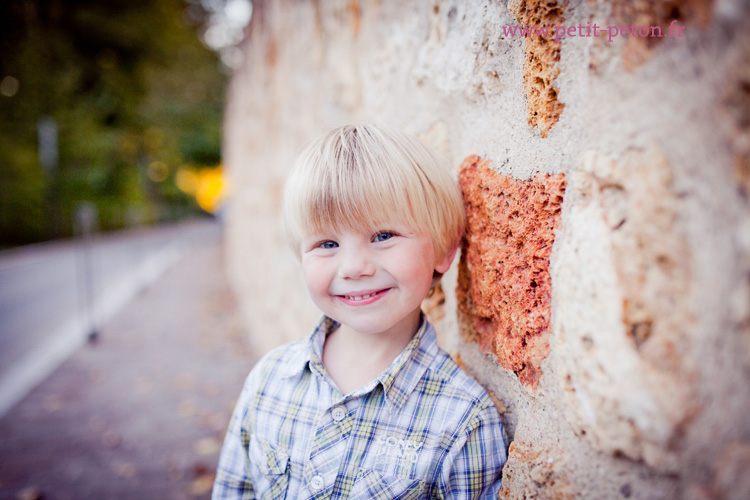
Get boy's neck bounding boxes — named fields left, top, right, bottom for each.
left=321, top=308, right=422, bottom=395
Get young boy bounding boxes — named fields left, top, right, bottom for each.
left=213, top=124, right=507, bottom=499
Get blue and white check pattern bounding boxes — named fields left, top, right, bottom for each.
left=213, top=315, right=507, bottom=499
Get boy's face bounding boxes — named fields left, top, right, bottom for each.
left=300, top=223, right=454, bottom=339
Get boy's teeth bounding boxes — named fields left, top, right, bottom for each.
left=347, top=293, right=374, bottom=300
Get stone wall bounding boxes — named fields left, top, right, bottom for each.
left=222, top=0, right=750, bottom=498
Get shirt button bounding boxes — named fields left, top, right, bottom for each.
left=331, top=406, right=346, bottom=421
left=310, top=475, right=324, bottom=491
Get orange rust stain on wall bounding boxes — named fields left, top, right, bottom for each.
left=457, top=155, right=566, bottom=388
left=349, top=0, right=361, bottom=38
left=508, top=0, right=566, bottom=138
left=265, top=37, right=278, bottom=67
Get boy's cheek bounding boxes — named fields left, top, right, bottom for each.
left=301, top=262, right=330, bottom=294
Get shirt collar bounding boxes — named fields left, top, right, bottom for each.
left=376, top=316, right=438, bottom=412
left=281, top=314, right=439, bottom=412
left=278, top=315, right=335, bottom=380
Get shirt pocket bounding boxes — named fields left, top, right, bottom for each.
left=248, top=434, right=290, bottom=500
left=349, top=468, right=426, bottom=500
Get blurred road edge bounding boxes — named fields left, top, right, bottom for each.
left=0, top=238, right=188, bottom=419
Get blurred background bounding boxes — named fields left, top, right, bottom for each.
left=0, top=0, right=253, bottom=498
left=3, top=0, right=750, bottom=498
left=0, top=0, right=243, bottom=241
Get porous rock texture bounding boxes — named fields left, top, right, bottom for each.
left=507, top=0, right=565, bottom=137
left=457, top=155, right=565, bottom=388
left=223, top=0, right=750, bottom=497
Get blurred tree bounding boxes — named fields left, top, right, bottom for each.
left=0, top=0, right=226, bottom=246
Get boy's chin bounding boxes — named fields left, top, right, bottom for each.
left=333, top=311, right=423, bottom=338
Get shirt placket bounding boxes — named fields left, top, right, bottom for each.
left=303, top=395, right=358, bottom=499
left=301, top=355, right=356, bottom=499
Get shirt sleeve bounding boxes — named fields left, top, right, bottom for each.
left=438, top=403, right=508, bottom=499
left=212, top=372, right=257, bottom=500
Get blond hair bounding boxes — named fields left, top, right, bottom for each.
left=284, top=124, right=465, bottom=261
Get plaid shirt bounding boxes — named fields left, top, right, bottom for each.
left=213, top=315, right=507, bottom=499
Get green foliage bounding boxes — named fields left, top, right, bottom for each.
left=0, top=0, right=226, bottom=245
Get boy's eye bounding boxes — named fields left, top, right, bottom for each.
left=373, top=232, right=395, bottom=242
left=319, top=240, right=338, bottom=249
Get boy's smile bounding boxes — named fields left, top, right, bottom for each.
left=335, top=288, right=390, bottom=305
left=300, top=223, right=454, bottom=341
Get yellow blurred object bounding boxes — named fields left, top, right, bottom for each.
left=175, top=166, right=228, bottom=214
left=175, top=169, right=198, bottom=194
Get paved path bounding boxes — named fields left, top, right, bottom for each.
left=0, top=219, right=217, bottom=417
left=0, top=233, right=256, bottom=500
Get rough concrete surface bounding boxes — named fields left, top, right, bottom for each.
left=224, top=0, right=750, bottom=498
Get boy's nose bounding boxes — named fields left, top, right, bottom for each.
left=337, top=248, right=375, bottom=279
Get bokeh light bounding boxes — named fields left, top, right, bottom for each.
left=0, top=76, right=19, bottom=97
left=147, top=161, right=169, bottom=182
left=175, top=166, right=228, bottom=214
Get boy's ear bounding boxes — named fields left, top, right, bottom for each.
left=435, top=245, right=459, bottom=274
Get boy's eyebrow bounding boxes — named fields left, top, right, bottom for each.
left=301, top=233, right=333, bottom=242
left=372, top=222, right=420, bottom=235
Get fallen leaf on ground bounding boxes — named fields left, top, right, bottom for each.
left=192, top=462, right=209, bottom=476
left=43, top=394, right=63, bottom=413
left=193, top=437, right=221, bottom=456
left=188, top=474, right=215, bottom=496
left=15, top=486, right=43, bottom=500
left=117, top=463, right=137, bottom=478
